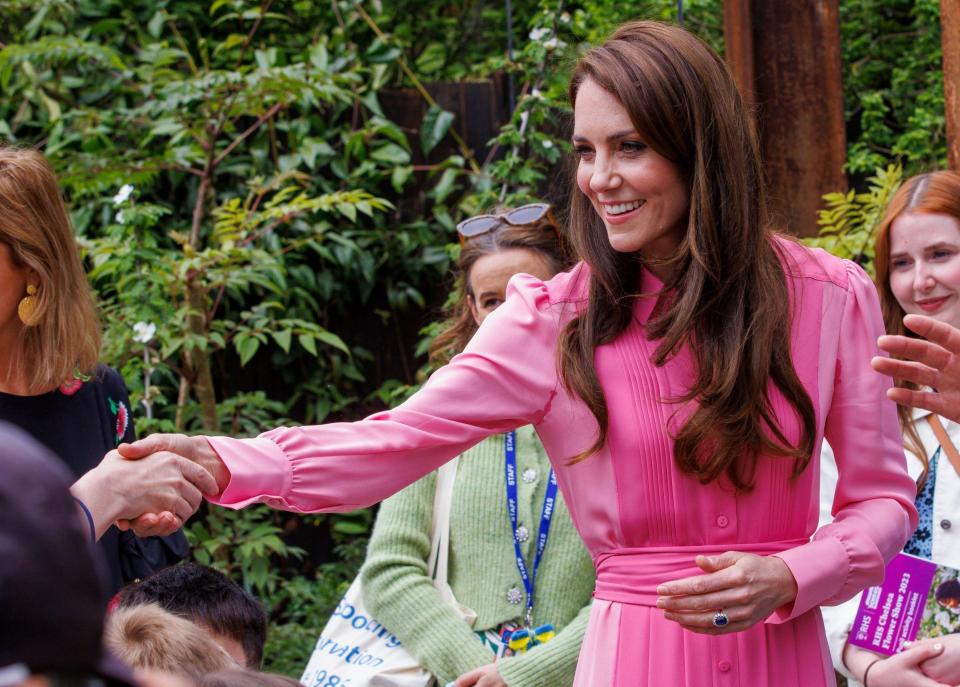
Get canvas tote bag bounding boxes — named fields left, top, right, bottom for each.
left=301, top=457, right=476, bottom=687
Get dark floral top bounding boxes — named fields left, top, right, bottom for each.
left=0, top=364, right=187, bottom=592
left=903, top=447, right=941, bottom=561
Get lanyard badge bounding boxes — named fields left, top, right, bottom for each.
left=503, top=430, right=558, bottom=650
left=505, top=623, right=557, bottom=652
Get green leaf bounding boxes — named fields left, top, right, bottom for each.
left=420, top=105, right=455, bottom=155
left=209, top=0, right=232, bottom=15
left=371, top=143, right=411, bottom=165
left=298, top=333, right=318, bottom=356
left=333, top=520, right=370, bottom=535
left=271, top=329, right=292, bottom=353
left=391, top=165, right=413, bottom=192
left=315, top=330, right=349, bottom=354
left=414, top=42, right=446, bottom=74
left=147, top=11, right=165, bottom=38
left=237, top=336, right=260, bottom=366
left=362, top=91, right=384, bottom=118
left=310, top=43, right=329, bottom=71
left=431, top=167, right=459, bottom=203
left=365, top=38, right=402, bottom=64
left=38, top=89, right=61, bottom=121
left=336, top=202, right=357, bottom=222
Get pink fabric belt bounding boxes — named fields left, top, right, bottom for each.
left=593, top=539, right=809, bottom=607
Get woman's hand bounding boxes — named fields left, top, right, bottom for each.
left=70, top=447, right=217, bottom=540
left=912, top=635, right=960, bottom=684
left=452, top=664, right=507, bottom=687
left=873, top=313, right=960, bottom=423
left=655, top=551, right=798, bottom=634
left=858, top=642, right=950, bottom=687
left=118, top=433, right=230, bottom=492
left=115, top=433, right=230, bottom=536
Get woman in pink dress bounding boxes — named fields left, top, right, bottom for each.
left=124, top=21, right=917, bottom=686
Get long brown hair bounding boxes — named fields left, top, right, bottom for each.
left=874, top=170, right=960, bottom=486
left=429, top=215, right=571, bottom=365
left=0, top=146, right=100, bottom=393
left=559, top=21, right=816, bottom=490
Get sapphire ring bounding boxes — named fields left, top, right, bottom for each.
left=712, top=610, right=729, bottom=628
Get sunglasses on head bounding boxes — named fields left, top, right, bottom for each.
left=455, top=203, right=554, bottom=242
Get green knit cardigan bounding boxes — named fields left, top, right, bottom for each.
left=360, top=425, right=595, bottom=686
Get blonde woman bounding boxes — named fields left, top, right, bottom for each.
left=0, top=146, right=206, bottom=591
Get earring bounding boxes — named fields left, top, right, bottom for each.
left=17, top=284, right=38, bottom=326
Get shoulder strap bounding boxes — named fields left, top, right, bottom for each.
left=426, top=457, right=459, bottom=585
left=926, top=414, right=960, bottom=478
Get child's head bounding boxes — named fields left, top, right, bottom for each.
left=118, top=563, right=267, bottom=668
left=104, top=603, right=238, bottom=679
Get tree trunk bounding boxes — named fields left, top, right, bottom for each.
left=723, top=0, right=847, bottom=237
left=184, top=171, right=218, bottom=431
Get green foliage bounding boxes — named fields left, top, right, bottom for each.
left=20, top=0, right=936, bottom=677
left=186, top=505, right=304, bottom=595
left=806, top=164, right=904, bottom=276
left=840, top=0, right=946, bottom=175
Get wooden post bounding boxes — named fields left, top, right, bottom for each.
left=723, top=0, right=847, bottom=237
left=723, top=0, right=755, bottom=112
left=942, top=0, right=960, bottom=170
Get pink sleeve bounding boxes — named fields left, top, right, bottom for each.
left=773, top=260, right=918, bottom=621
left=205, top=273, right=563, bottom=513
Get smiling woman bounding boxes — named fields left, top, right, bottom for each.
left=120, top=21, right=918, bottom=687
left=888, top=213, right=960, bottom=323
left=820, top=170, right=960, bottom=686
left=572, top=80, right=690, bottom=267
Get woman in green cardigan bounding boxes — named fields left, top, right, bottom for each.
left=360, top=205, right=595, bottom=687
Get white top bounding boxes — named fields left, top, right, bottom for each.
left=818, top=408, right=960, bottom=685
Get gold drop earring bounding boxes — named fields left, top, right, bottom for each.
left=17, top=284, right=39, bottom=326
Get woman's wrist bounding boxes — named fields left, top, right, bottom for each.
left=192, top=435, right=231, bottom=495
left=862, top=657, right=881, bottom=686
left=842, top=642, right=882, bottom=685
left=69, top=468, right=118, bottom=540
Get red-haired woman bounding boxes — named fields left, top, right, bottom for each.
left=820, top=171, right=960, bottom=687
left=126, top=21, right=917, bottom=686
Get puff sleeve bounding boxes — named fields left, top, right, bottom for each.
left=773, top=260, right=918, bottom=620
left=206, top=274, right=564, bottom=513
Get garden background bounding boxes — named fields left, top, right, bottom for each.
left=0, top=0, right=947, bottom=676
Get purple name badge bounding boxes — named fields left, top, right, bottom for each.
left=848, top=553, right=960, bottom=656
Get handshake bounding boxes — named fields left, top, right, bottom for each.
left=70, top=433, right=230, bottom=541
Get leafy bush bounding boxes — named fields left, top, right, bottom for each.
left=807, top=163, right=904, bottom=275
left=840, top=0, right=945, bottom=176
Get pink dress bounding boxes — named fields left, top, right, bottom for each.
left=208, top=238, right=917, bottom=686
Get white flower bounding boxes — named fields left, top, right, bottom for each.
left=112, top=184, right=134, bottom=206
left=115, top=210, right=125, bottom=224
left=560, top=12, right=571, bottom=24
left=528, top=27, right=551, bottom=42
left=132, top=321, right=156, bottom=344
left=531, top=87, right=542, bottom=99
left=543, top=37, right=566, bottom=51
left=542, top=140, right=554, bottom=149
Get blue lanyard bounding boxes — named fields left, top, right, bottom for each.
left=504, top=430, right=558, bottom=628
